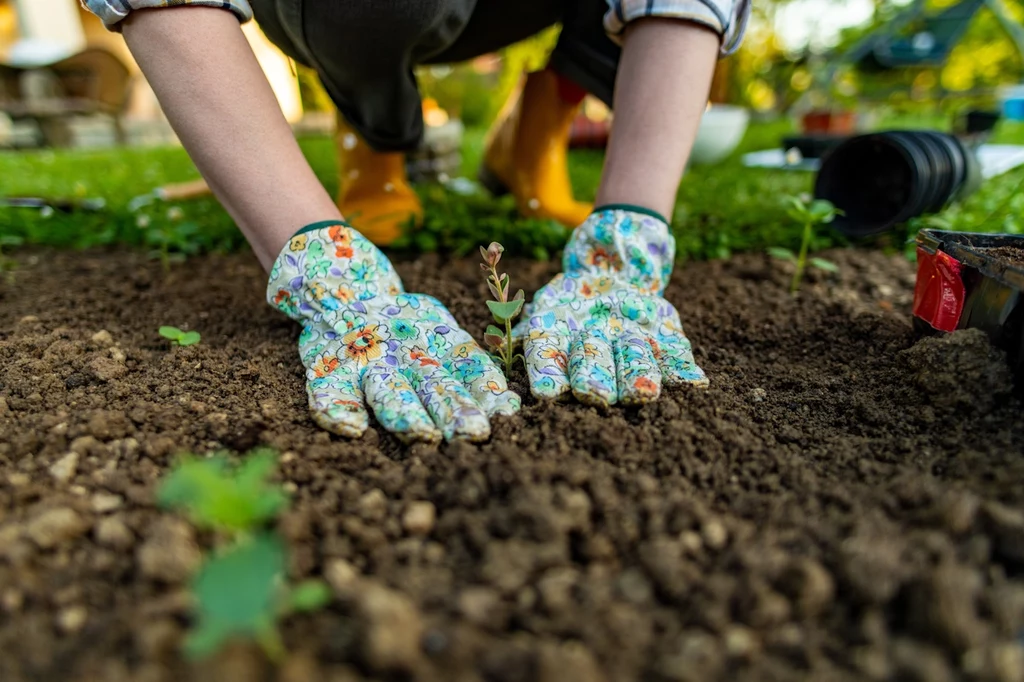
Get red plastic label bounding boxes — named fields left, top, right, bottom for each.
left=912, top=247, right=965, bottom=332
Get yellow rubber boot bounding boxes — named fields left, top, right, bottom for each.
left=479, top=69, right=592, bottom=228
left=336, top=116, right=423, bottom=246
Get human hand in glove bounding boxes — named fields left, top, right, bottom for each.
left=268, top=222, right=520, bottom=443
left=513, top=207, right=708, bottom=406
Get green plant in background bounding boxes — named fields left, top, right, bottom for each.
left=143, top=208, right=203, bottom=271
left=159, top=326, right=202, bottom=347
left=0, top=234, right=24, bottom=282
left=769, top=195, right=843, bottom=294
left=157, top=449, right=331, bottom=660
left=480, top=242, right=525, bottom=376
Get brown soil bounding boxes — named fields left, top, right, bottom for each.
left=982, top=246, right=1024, bottom=268
left=2, top=247, right=1024, bottom=682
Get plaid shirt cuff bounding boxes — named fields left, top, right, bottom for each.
left=604, top=0, right=751, bottom=55
left=81, top=0, right=253, bottom=30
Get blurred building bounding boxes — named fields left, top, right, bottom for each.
left=0, top=0, right=305, bottom=147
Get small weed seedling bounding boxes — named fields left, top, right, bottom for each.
left=480, top=242, right=525, bottom=376
left=157, top=449, right=331, bottom=660
left=769, top=195, right=843, bottom=294
left=143, top=213, right=201, bottom=272
left=159, top=326, right=201, bottom=347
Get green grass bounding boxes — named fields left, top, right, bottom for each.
left=2, top=118, right=1024, bottom=263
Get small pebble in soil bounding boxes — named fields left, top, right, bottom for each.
left=402, top=502, right=436, bottom=536
left=90, top=493, right=123, bottom=514
left=723, top=625, right=759, bottom=660
left=458, top=587, right=503, bottom=628
left=325, top=558, right=360, bottom=595
left=358, top=489, right=389, bottom=523
left=136, top=518, right=201, bottom=583
left=680, top=530, right=703, bottom=554
left=1, top=589, right=24, bottom=613
left=702, top=519, right=728, bottom=551
left=57, top=606, right=88, bottom=634
left=95, top=516, right=134, bottom=549
left=353, top=582, right=424, bottom=673
left=91, top=330, right=114, bottom=347
left=750, top=387, right=768, bottom=402
left=48, top=452, right=78, bottom=484
left=89, top=356, right=127, bottom=382
left=25, top=507, right=89, bottom=549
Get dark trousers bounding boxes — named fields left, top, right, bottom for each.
left=250, top=0, right=620, bottom=151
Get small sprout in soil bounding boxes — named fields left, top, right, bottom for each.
left=157, top=449, right=287, bottom=532
left=144, top=214, right=201, bottom=272
left=480, top=242, right=525, bottom=376
left=157, top=449, right=330, bottom=661
left=771, top=195, right=843, bottom=294
left=159, top=326, right=201, bottom=347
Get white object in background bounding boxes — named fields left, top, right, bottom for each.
left=742, top=144, right=1024, bottom=180
left=742, top=148, right=821, bottom=171
left=243, top=22, right=303, bottom=124
left=976, top=144, right=1024, bottom=179
left=8, top=0, right=85, bottom=66
left=690, top=104, right=751, bottom=165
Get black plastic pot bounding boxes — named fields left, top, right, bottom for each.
left=914, top=229, right=1024, bottom=384
left=814, top=131, right=981, bottom=238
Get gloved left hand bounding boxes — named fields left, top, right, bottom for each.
left=513, top=207, right=708, bottom=406
left=267, top=222, right=520, bottom=443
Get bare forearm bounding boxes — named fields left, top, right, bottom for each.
left=596, top=19, right=720, bottom=220
left=122, top=7, right=340, bottom=268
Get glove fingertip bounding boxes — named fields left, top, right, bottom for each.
left=311, top=409, right=368, bottom=439
left=394, top=425, right=444, bottom=445
left=479, top=391, right=522, bottom=418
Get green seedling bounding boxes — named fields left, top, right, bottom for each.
left=159, top=326, right=201, bottom=347
left=143, top=214, right=201, bottom=272
left=157, top=450, right=287, bottom=532
left=480, top=242, right=525, bottom=376
left=184, top=533, right=330, bottom=660
left=770, top=195, right=843, bottom=294
left=157, top=450, right=331, bottom=661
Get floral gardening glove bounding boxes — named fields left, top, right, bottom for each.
left=268, top=221, right=520, bottom=443
left=513, top=207, right=708, bottom=406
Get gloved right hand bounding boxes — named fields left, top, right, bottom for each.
left=267, top=222, right=520, bottom=443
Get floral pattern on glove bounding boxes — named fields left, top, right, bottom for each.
left=513, top=208, right=707, bottom=406
left=268, top=223, right=520, bottom=443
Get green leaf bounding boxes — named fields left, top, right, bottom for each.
left=767, top=247, right=797, bottom=261
left=783, top=195, right=808, bottom=214
left=157, top=451, right=287, bottom=532
left=0, top=235, right=24, bottom=247
left=485, top=324, right=505, bottom=338
left=808, top=199, right=839, bottom=223
left=183, top=534, right=285, bottom=660
left=487, top=299, right=524, bottom=324
left=288, top=580, right=332, bottom=612
left=159, top=326, right=184, bottom=341
left=177, top=331, right=202, bottom=346
left=414, top=232, right=438, bottom=252
left=810, top=257, right=840, bottom=273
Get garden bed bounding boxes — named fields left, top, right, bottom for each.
left=1, top=246, right=1023, bottom=682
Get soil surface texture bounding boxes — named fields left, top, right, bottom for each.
left=982, top=246, right=1024, bottom=269
left=1, top=247, right=1023, bottom=682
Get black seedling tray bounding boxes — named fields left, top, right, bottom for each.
left=914, top=229, right=1024, bottom=383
